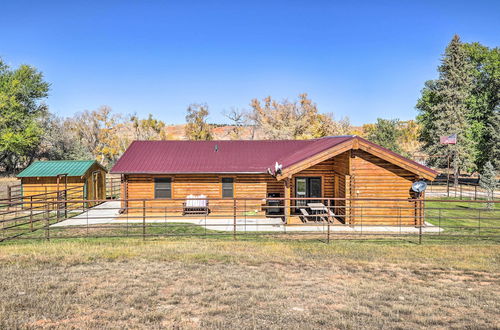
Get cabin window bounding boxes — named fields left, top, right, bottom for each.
left=154, top=178, right=172, bottom=199
left=222, top=178, right=234, bottom=198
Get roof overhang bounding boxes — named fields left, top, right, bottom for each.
left=112, top=171, right=269, bottom=175
left=276, top=137, right=437, bottom=181
left=276, top=139, right=355, bottom=180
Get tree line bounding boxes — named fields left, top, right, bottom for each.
left=1, top=35, right=498, bottom=183
left=416, top=35, right=499, bottom=183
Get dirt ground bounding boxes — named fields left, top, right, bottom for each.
left=0, top=239, right=498, bottom=329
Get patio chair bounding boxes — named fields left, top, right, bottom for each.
left=324, top=208, right=336, bottom=223
left=182, top=195, right=210, bottom=215
left=299, top=208, right=311, bottom=223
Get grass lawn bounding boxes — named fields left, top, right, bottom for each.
left=0, top=238, right=498, bottom=329
left=425, top=199, right=499, bottom=238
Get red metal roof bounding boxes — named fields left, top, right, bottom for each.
left=110, top=136, right=437, bottom=176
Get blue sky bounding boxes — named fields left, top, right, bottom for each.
left=1, top=0, right=499, bottom=125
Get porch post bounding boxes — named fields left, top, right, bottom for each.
left=284, top=177, right=291, bottom=224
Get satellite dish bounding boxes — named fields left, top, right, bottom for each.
left=411, top=181, right=427, bottom=193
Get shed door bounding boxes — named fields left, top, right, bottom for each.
left=92, top=172, right=101, bottom=201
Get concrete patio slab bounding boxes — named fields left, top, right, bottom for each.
left=51, top=201, right=121, bottom=227
left=52, top=202, right=442, bottom=233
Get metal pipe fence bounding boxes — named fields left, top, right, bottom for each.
left=0, top=196, right=498, bottom=244
left=106, top=177, right=121, bottom=199
left=425, top=178, right=500, bottom=200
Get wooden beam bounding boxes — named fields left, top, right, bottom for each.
left=284, top=177, right=291, bottom=224
left=352, top=137, right=359, bottom=149
left=277, top=139, right=354, bottom=180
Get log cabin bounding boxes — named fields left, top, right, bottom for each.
left=111, top=136, right=437, bottom=225
left=17, top=160, right=107, bottom=207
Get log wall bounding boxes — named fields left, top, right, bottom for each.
left=350, top=149, right=418, bottom=225
left=21, top=163, right=107, bottom=208
left=122, top=149, right=421, bottom=225
left=123, top=174, right=277, bottom=215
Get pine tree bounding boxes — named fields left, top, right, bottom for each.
left=416, top=35, right=474, bottom=186
left=483, top=102, right=500, bottom=171
left=479, top=161, right=497, bottom=209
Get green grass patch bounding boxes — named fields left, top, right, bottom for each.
left=425, top=199, right=499, bottom=239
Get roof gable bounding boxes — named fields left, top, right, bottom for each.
left=277, top=137, right=437, bottom=180
left=17, top=160, right=101, bottom=178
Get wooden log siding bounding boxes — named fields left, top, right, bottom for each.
left=349, top=149, right=418, bottom=225
left=20, top=163, right=107, bottom=208
left=122, top=149, right=422, bottom=225
left=123, top=174, right=275, bottom=215
left=21, top=177, right=86, bottom=209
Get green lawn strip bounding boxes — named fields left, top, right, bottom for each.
left=425, top=199, right=499, bottom=237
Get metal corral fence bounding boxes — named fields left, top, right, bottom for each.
left=425, top=178, right=500, bottom=200
left=5, top=176, right=496, bottom=203
left=106, top=177, right=121, bottom=199
left=0, top=196, right=498, bottom=244
left=4, top=177, right=122, bottom=204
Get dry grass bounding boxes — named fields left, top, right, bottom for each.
left=0, top=239, right=499, bottom=329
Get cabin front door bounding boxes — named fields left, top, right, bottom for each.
left=295, top=177, right=322, bottom=207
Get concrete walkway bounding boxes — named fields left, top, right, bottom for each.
left=52, top=201, right=442, bottom=233
left=52, top=201, right=121, bottom=227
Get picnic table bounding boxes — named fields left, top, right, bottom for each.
left=307, top=202, right=327, bottom=221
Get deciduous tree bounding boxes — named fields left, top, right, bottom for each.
left=223, top=107, right=251, bottom=140
left=185, top=104, right=213, bottom=140
left=37, top=114, right=91, bottom=161
left=131, top=113, right=168, bottom=140
left=250, top=93, right=351, bottom=140
left=0, top=58, right=50, bottom=173
left=463, top=42, right=500, bottom=171
left=250, top=94, right=317, bottom=139
left=365, top=118, right=402, bottom=153
left=69, top=106, right=129, bottom=168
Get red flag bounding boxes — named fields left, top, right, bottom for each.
left=440, top=134, right=457, bottom=144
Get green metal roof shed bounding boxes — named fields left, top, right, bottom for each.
left=17, top=160, right=105, bottom=178
left=17, top=160, right=108, bottom=205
